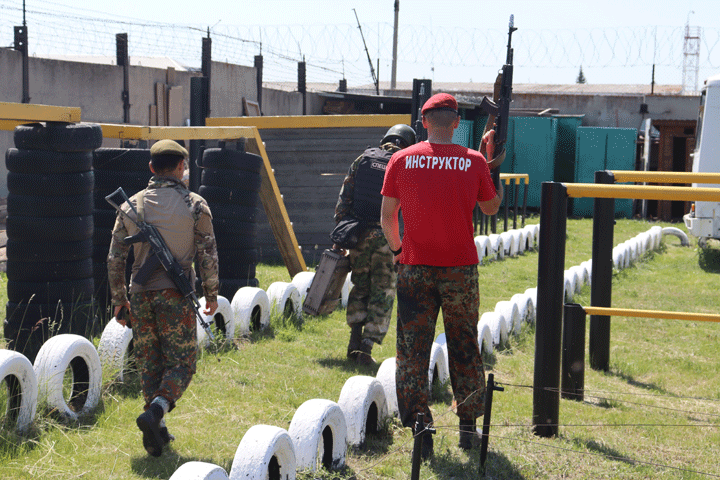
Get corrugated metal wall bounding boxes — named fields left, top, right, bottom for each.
left=255, top=126, right=388, bottom=266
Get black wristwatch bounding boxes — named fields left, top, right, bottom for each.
left=390, top=246, right=402, bottom=255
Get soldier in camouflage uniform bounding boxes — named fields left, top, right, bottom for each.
left=107, top=139, right=219, bottom=457
left=381, top=93, right=502, bottom=457
left=334, top=124, right=416, bottom=365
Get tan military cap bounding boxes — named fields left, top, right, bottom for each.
left=150, top=139, right=188, bottom=158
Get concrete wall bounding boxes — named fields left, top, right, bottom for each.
left=0, top=49, right=260, bottom=196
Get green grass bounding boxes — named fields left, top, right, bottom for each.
left=1, top=218, right=720, bottom=479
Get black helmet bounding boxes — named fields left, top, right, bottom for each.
left=381, top=124, right=416, bottom=148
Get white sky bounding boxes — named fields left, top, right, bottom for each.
left=1, top=0, right=719, bottom=86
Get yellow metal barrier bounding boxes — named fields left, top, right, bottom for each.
left=563, top=183, right=720, bottom=202
left=583, top=306, right=720, bottom=323
left=206, top=114, right=411, bottom=129
left=500, top=173, right=529, bottom=184
left=610, top=170, right=720, bottom=184
left=98, top=124, right=258, bottom=141
left=0, top=101, right=81, bottom=129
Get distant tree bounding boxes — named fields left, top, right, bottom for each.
left=576, top=66, right=587, bottom=84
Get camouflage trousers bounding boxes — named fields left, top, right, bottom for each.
left=347, top=227, right=397, bottom=345
left=395, top=264, right=486, bottom=428
left=130, top=288, right=197, bottom=411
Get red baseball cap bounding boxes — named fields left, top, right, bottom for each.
left=421, top=93, right=458, bottom=114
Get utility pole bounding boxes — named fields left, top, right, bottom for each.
left=391, top=0, right=399, bottom=91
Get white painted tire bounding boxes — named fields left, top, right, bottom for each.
left=197, top=296, right=234, bottom=347
left=568, top=265, right=586, bottom=293
left=516, top=229, right=528, bottom=254
left=487, top=234, right=505, bottom=260
left=510, top=293, right=534, bottom=327
left=267, top=282, right=302, bottom=318
left=499, top=231, right=518, bottom=257
left=428, top=341, right=449, bottom=392
left=291, top=271, right=315, bottom=305
left=337, top=375, right=388, bottom=447
left=341, top=272, right=352, bottom=309
left=612, top=247, right=624, bottom=270
left=0, top=349, right=37, bottom=434
left=288, top=399, right=347, bottom=472
left=98, top=317, right=133, bottom=382
left=477, top=321, right=494, bottom=356
left=169, top=461, right=229, bottom=480
left=524, top=224, right=540, bottom=249
left=231, top=287, right=270, bottom=334
left=375, top=357, right=398, bottom=418
left=229, top=425, right=296, bottom=480
left=581, top=260, right=593, bottom=286
left=563, top=275, right=574, bottom=302
left=650, top=226, right=663, bottom=249
left=495, top=300, right=521, bottom=336
left=482, top=311, right=508, bottom=347
left=474, top=235, right=490, bottom=264
left=523, top=287, right=538, bottom=324
left=34, top=334, right=101, bottom=421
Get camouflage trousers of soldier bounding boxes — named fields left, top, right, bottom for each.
left=347, top=227, right=397, bottom=345
left=395, top=264, right=486, bottom=428
left=130, top=288, right=197, bottom=411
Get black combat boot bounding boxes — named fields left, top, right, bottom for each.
left=356, top=338, right=376, bottom=366
left=347, top=324, right=363, bottom=361
left=136, top=403, right=165, bottom=457
left=458, top=416, right=478, bottom=450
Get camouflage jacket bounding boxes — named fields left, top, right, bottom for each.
left=107, top=176, right=220, bottom=305
left=334, top=142, right=401, bottom=224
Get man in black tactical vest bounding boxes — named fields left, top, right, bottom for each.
left=333, top=124, right=416, bottom=365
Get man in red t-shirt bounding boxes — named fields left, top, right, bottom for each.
left=380, top=92, right=501, bottom=457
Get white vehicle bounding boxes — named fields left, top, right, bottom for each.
left=684, top=73, right=720, bottom=244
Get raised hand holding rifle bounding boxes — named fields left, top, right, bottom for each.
left=106, top=187, right=217, bottom=340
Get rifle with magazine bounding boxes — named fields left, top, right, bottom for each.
left=105, top=187, right=215, bottom=341
left=480, top=14, right=518, bottom=170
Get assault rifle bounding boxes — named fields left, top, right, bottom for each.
left=480, top=14, right=517, bottom=169
left=105, top=187, right=215, bottom=341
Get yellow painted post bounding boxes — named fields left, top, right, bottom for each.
left=0, top=102, right=82, bottom=130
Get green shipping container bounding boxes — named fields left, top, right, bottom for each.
left=573, top=127, right=637, bottom=218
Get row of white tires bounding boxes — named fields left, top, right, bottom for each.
left=475, top=223, right=540, bottom=264
left=0, top=334, right=103, bottom=434
left=98, top=274, right=353, bottom=381
left=170, top=374, right=388, bottom=479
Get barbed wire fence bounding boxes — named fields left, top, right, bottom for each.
left=2, top=0, right=720, bottom=90
left=0, top=0, right=720, bottom=90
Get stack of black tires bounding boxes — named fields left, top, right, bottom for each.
left=4, top=122, right=102, bottom=362
left=198, top=145, right=262, bottom=300
left=92, top=148, right=152, bottom=319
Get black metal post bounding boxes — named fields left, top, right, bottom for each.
left=411, top=79, right=432, bottom=142
left=298, top=61, right=306, bottom=115
left=116, top=33, right=130, bottom=124
left=410, top=413, right=425, bottom=480
left=14, top=26, right=29, bottom=103
left=561, top=303, right=586, bottom=401
left=254, top=54, right=263, bottom=114
left=480, top=373, right=504, bottom=474
left=201, top=34, right=212, bottom=118
left=189, top=76, right=209, bottom=193
left=533, top=181, right=567, bottom=438
left=513, top=179, right=520, bottom=230
left=589, top=170, right=615, bottom=371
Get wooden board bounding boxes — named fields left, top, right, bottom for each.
left=155, top=83, right=167, bottom=126
left=168, top=86, right=183, bottom=126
